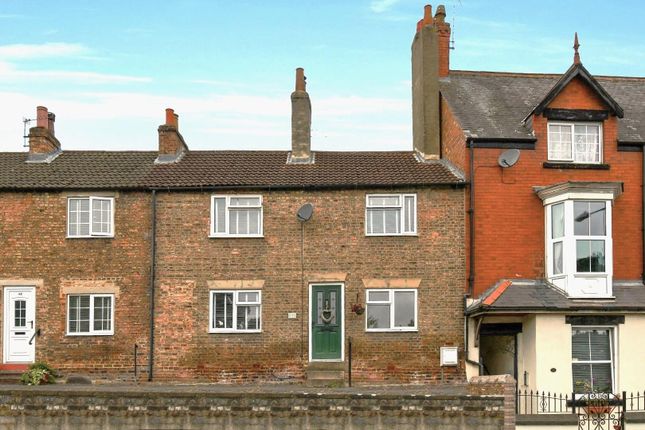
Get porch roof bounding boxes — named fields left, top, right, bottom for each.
left=465, top=279, right=645, bottom=316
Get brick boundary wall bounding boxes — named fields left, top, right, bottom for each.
left=469, top=375, right=516, bottom=430
left=0, top=386, right=505, bottom=430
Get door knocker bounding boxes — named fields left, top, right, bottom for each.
left=321, top=299, right=333, bottom=324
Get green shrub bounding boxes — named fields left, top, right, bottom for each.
left=20, top=362, right=58, bottom=385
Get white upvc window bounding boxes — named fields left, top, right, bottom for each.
left=365, top=289, right=417, bottom=332
left=209, top=290, right=261, bottom=333
left=545, top=198, right=613, bottom=298
left=548, top=122, right=602, bottom=164
left=67, top=196, right=114, bottom=238
left=572, top=327, right=615, bottom=393
left=67, top=294, right=114, bottom=336
left=211, top=195, right=263, bottom=237
left=365, top=194, right=417, bottom=236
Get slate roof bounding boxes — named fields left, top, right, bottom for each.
left=0, top=150, right=465, bottom=190
left=466, top=279, right=645, bottom=315
left=440, top=70, right=645, bottom=143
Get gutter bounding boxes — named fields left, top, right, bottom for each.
left=148, top=190, right=157, bottom=381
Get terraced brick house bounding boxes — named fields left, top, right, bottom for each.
left=0, top=62, right=467, bottom=383
left=408, top=0, right=645, bottom=414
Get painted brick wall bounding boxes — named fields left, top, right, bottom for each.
left=152, top=187, right=466, bottom=383
left=0, top=192, right=152, bottom=378
left=443, top=76, right=643, bottom=297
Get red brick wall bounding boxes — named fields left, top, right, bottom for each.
left=470, top=77, right=643, bottom=296
left=153, top=187, right=466, bottom=383
left=0, top=192, right=152, bottom=378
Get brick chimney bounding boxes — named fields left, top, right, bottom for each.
left=156, top=108, right=188, bottom=164
left=27, top=106, right=61, bottom=163
left=411, top=4, right=451, bottom=160
left=288, top=67, right=313, bottom=164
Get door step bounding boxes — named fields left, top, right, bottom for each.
left=306, top=362, right=345, bottom=387
left=0, top=371, right=24, bottom=385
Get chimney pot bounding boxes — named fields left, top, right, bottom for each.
left=416, top=19, right=423, bottom=33
left=36, top=106, right=48, bottom=129
left=295, top=67, right=306, bottom=92
left=423, top=5, right=433, bottom=26
left=434, top=4, right=446, bottom=23
left=165, top=108, right=176, bottom=127
left=47, top=112, right=56, bottom=136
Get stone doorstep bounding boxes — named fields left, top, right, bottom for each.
left=0, top=364, right=29, bottom=372
left=305, top=362, right=346, bottom=387
left=0, top=371, right=23, bottom=385
left=306, top=362, right=346, bottom=371
left=306, top=370, right=344, bottom=380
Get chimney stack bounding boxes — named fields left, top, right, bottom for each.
left=27, top=106, right=61, bottom=163
left=289, top=67, right=313, bottom=164
left=156, top=108, right=188, bottom=164
left=411, top=4, right=451, bottom=161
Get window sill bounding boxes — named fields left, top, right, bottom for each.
left=66, top=235, right=114, bottom=239
left=366, top=328, right=418, bottom=333
left=543, top=162, right=610, bottom=170
left=209, top=235, right=264, bottom=239
left=66, top=332, right=114, bottom=336
left=365, top=234, right=418, bottom=238
left=209, top=330, right=262, bottom=334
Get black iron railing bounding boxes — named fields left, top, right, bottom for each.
left=517, top=389, right=645, bottom=415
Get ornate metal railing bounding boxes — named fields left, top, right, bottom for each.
left=517, top=389, right=645, bottom=415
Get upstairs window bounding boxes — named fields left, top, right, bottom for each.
left=211, top=195, right=263, bottom=237
left=548, top=122, right=602, bottom=164
left=365, top=194, right=416, bottom=236
left=546, top=199, right=612, bottom=298
left=67, top=197, right=114, bottom=238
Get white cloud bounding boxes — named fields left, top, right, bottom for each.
left=0, top=89, right=411, bottom=152
left=0, top=61, right=150, bottom=84
left=0, top=42, right=89, bottom=60
left=370, top=0, right=401, bottom=13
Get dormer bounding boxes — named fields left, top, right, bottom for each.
left=524, top=34, right=624, bottom=168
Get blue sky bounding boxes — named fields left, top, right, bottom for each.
left=0, top=0, right=644, bottom=152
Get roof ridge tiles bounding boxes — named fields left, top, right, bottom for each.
left=450, top=69, right=645, bottom=80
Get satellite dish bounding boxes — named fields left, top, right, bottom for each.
left=498, top=149, right=521, bottom=168
left=297, top=203, right=314, bottom=222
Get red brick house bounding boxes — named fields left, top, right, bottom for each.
left=408, top=4, right=645, bottom=397
left=0, top=65, right=467, bottom=383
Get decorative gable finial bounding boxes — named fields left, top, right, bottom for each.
left=573, top=32, right=581, bottom=65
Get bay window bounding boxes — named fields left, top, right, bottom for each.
left=546, top=198, right=612, bottom=298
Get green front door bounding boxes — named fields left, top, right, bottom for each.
left=311, top=284, right=342, bottom=360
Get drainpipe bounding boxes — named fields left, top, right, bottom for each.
left=463, top=139, right=483, bottom=376
left=642, top=148, right=645, bottom=284
left=148, top=190, right=157, bottom=381
left=468, top=138, right=475, bottom=296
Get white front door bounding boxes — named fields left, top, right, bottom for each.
left=3, top=286, right=36, bottom=363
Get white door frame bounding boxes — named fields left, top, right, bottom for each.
left=308, top=283, right=345, bottom=362
left=3, top=286, right=36, bottom=363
